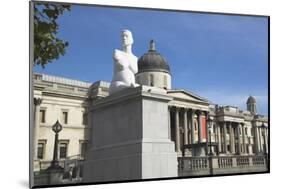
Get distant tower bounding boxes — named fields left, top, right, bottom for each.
left=247, top=95, right=257, bottom=115
left=136, top=40, right=171, bottom=89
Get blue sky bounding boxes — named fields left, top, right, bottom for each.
left=34, top=4, right=268, bottom=115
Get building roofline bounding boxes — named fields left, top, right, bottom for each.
left=34, top=73, right=92, bottom=88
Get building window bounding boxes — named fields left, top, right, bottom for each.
left=59, top=141, right=68, bottom=159
left=82, top=112, right=88, bottom=125
left=39, top=109, right=46, bottom=123
left=213, top=126, right=216, bottom=133
left=194, top=122, right=197, bottom=131
left=37, top=140, right=46, bottom=159
left=163, top=75, right=167, bottom=88
left=245, top=128, right=248, bottom=135
left=80, top=141, right=88, bottom=159
left=251, top=128, right=254, bottom=136
left=149, top=74, right=154, bottom=86
left=62, top=111, right=68, bottom=124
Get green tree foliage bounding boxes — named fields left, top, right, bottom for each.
left=34, top=3, right=71, bottom=68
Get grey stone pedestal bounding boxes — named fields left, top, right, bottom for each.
left=83, top=86, right=178, bottom=182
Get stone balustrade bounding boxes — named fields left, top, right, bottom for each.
left=178, top=155, right=268, bottom=176
left=178, top=156, right=209, bottom=171
left=218, top=156, right=233, bottom=168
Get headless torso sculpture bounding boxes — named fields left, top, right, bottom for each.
left=109, top=30, right=138, bottom=95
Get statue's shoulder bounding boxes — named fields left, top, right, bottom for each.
left=113, top=49, right=124, bottom=59
left=113, top=49, right=137, bottom=61
left=114, top=49, right=122, bottom=54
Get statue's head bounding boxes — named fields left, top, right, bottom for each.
left=121, top=29, right=133, bottom=47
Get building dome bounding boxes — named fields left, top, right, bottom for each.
left=135, top=40, right=172, bottom=89
left=247, top=96, right=256, bottom=104
left=246, top=95, right=257, bottom=115
left=138, top=40, right=171, bottom=74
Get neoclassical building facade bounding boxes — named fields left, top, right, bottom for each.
left=33, top=40, right=268, bottom=176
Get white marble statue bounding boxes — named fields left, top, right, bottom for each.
left=109, top=30, right=138, bottom=95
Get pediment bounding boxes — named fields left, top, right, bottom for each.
left=167, top=89, right=210, bottom=104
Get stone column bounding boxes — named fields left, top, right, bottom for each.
left=228, top=122, right=234, bottom=154
left=175, top=107, right=180, bottom=153
left=197, top=111, right=202, bottom=143
left=183, top=108, right=188, bottom=145
left=241, top=124, right=246, bottom=154
left=190, top=109, right=195, bottom=144
left=223, top=122, right=227, bottom=153
left=256, top=126, right=261, bottom=154
left=264, top=127, right=268, bottom=153
left=237, top=123, right=241, bottom=155
left=168, top=106, right=171, bottom=140
left=34, top=98, right=42, bottom=160
left=254, top=125, right=260, bottom=154
left=217, top=123, right=221, bottom=153
left=259, top=127, right=263, bottom=153
left=205, top=112, right=209, bottom=155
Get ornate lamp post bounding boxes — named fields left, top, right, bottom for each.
left=260, top=122, right=267, bottom=155
left=47, top=120, right=64, bottom=171
left=206, top=114, right=214, bottom=175
left=207, top=115, right=214, bottom=156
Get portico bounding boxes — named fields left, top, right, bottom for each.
left=167, top=90, right=210, bottom=157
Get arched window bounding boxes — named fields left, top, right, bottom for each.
left=150, top=74, right=154, bottom=86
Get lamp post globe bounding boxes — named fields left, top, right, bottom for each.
left=52, top=120, right=62, bottom=133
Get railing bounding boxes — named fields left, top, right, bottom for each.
left=38, top=155, right=85, bottom=181
left=178, top=157, right=209, bottom=171
left=237, top=156, right=250, bottom=167
left=253, top=156, right=267, bottom=166
left=178, top=155, right=268, bottom=176
left=218, top=157, right=233, bottom=168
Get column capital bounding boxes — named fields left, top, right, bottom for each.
left=228, top=121, right=234, bottom=127
left=169, top=106, right=178, bottom=112
left=238, top=122, right=243, bottom=126
left=195, top=110, right=203, bottom=116
left=204, top=111, right=209, bottom=116
left=189, top=108, right=195, bottom=113
left=34, top=98, right=42, bottom=106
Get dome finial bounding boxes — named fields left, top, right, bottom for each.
left=149, top=40, right=155, bottom=51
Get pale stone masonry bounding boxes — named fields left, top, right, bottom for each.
left=33, top=72, right=268, bottom=167
left=33, top=73, right=109, bottom=171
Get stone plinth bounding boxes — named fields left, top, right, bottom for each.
left=83, top=86, right=178, bottom=182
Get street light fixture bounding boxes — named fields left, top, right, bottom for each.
left=46, top=120, right=64, bottom=171
left=207, top=115, right=214, bottom=156
left=206, top=113, right=214, bottom=175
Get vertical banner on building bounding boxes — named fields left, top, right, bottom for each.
left=201, top=116, right=207, bottom=139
